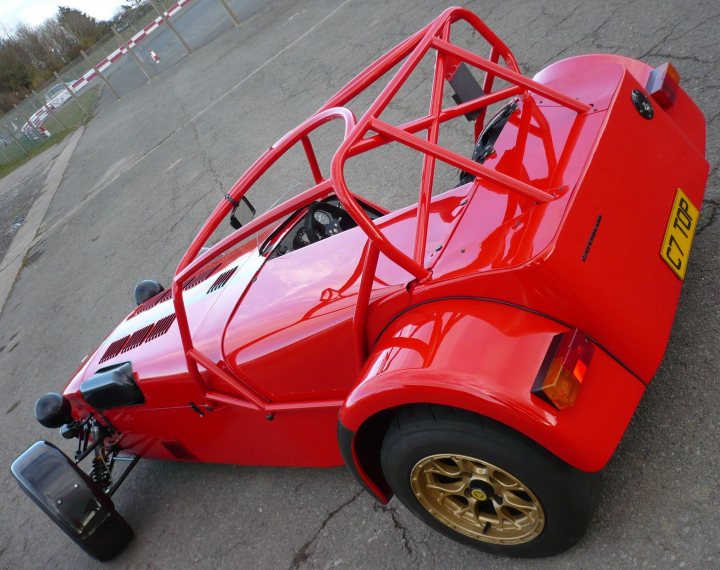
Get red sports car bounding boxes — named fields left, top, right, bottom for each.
left=12, top=6, right=709, bottom=560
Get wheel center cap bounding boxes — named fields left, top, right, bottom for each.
left=470, top=488, right=487, bottom=501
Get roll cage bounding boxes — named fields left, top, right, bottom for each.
left=170, top=6, right=591, bottom=410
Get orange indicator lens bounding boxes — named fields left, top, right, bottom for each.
left=532, top=330, right=595, bottom=410
left=646, top=62, right=681, bottom=109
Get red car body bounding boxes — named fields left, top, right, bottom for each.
left=14, top=6, right=708, bottom=559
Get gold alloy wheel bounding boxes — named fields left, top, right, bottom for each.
left=410, top=453, right=545, bottom=545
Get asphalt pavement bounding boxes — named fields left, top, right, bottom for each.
left=0, top=1, right=718, bottom=568
left=98, top=0, right=270, bottom=101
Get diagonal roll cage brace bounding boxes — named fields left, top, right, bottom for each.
left=171, top=7, right=591, bottom=410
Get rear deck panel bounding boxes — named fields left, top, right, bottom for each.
left=430, top=63, right=708, bottom=381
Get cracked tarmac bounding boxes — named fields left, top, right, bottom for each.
left=290, top=490, right=365, bottom=569
left=0, top=0, right=718, bottom=568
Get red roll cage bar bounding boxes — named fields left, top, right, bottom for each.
left=170, top=7, right=591, bottom=411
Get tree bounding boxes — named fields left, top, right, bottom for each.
left=40, top=19, right=77, bottom=63
left=0, top=6, right=110, bottom=113
left=57, top=7, right=108, bottom=46
left=113, top=1, right=154, bottom=32
left=0, top=38, right=34, bottom=111
left=0, top=43, right=33, bottom=93
left=13, top=23, right=63, bottom=72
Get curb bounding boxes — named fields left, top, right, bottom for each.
left=0, top=127, right=85, bottom=317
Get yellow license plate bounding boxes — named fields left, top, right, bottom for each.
left=660, top=188, right=699, bottom=280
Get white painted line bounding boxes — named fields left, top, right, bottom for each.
left=165, top=158, right=183, bottom=171
left=186, top=0, right=353, bottom=126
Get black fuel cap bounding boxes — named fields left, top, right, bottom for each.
left=631, top=89, right=654, bottom=119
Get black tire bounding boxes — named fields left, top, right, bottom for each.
left=380, top=405, right=598, bottom=558
left=70, top=510, right=134, bottom=561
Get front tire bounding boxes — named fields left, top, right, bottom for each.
left=380, top=406, right=598, bottom=557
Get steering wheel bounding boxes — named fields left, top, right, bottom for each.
left=303, top=202, right=346, bottom=243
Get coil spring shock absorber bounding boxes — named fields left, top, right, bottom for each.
left=89, top=422, right=112, bottom=490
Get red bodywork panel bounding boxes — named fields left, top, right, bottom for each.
left=59, top=8, right=707, bottom=495
left=341, top=300, right=645, bottom=477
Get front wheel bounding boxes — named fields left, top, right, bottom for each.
left=11, top=441, right=133, bottom=561
left=380, top=406, right=598, bottom=557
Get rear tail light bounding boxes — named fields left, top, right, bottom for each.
left=646, top=62, right=680, bottom=109
left=532, top=329, right=595, bottom=410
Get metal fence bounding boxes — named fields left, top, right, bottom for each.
left=0, top=0, right=241, bottom=169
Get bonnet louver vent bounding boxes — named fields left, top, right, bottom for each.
left=129, top=289, right=172, bottom=318
left=121, top=324, right=154, bottom=353
left=183, top=263, right=221, bottom=290
left=207, top=267, right=237, bottom=294
left=99, top=314, right=177, bottom=363
left=100, top=336, right=130, bottom=363
left=146, top=314, right=176, bottom=341
left=129, top=263, right=222, bottom=319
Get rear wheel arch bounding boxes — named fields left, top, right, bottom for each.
left=342, top=298, right=568, bottom=497
left=340, top=401, right=554, bottom=504
left=342, top=297, right=644, bottom=485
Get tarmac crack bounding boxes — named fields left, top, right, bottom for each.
left=697, top=199, right=719, bottom=235
left=588, top=6, right=622, bottom=49
left=640, top=51, right=711, bottom=65
left=552, top=3, right=581, bottom=29
left=372, top=502, right=414, bottom=560
left=182, top=97, right=225, bottom=193
left=636, top=12, right=720, bottom=62
left=545, top=6, right=622, bottom=62
left=288, top=489, right=363, bottom=570
left=154, top=182, right=213, bottom=247
left=523, top=4, right=582, bottom=58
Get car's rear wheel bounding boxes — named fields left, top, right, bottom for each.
left=380, top=406, right=598, bottom=557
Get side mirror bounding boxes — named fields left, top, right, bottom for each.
left=226, top=195, right=256, bottom=229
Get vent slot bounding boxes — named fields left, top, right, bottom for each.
left=129, top=289, right=172, bottom=319
left=161, top=440, right=198, bottom=461
left=128, top=264, right=221, bottom=320
left=183, top=263, right=221, bottom=290
left=100, top=313, right=176, bottom=364
left=207, top=267, right=237, bottom=294
left=99, top=335, right=130, bottom=363
left=145, top=314, right=176, bottom=342
left=121, top=324, right=153, bottom=353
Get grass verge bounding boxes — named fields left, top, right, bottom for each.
left=0, top=86, right=99, bottom=179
